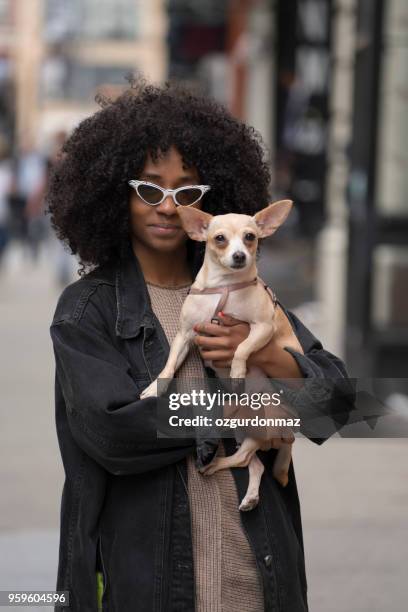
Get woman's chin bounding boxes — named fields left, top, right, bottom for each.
left=133, top=234, right=187, bottom=254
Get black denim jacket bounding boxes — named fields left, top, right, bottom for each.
left=50, top=246, right=355, bottom=612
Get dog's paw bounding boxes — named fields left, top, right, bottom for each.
left=140, top=380, right=158, bottom=399
left=239, top=493, right=260, bottom=512
left=230, top=364, right=247, bottom=380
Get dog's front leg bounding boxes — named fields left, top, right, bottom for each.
left=230, top=322, right=275, bottom=380
left=140, top=329, right=194, bottom=398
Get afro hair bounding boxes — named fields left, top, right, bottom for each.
left=46, top=77, right=272, bottom=276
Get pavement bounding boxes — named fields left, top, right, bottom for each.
left=0, top=242, right=407, bottom=611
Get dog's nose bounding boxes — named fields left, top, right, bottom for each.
left=232, top=251, right=246, bottom=265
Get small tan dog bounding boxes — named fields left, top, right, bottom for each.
left=141, top=200, right=298, bottom=510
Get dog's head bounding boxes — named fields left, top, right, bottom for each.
left=177, top=200, right=293, bottom=271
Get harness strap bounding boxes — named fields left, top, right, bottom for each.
left=189, top=277, right=277, bottom=324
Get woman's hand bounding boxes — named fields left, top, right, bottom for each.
left=193, top=309, right=303, bottom=378
left=193, top=312, right=250, bottom=369
left=194, top=312, right=298, bottom=445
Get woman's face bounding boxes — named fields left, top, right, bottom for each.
left=129, top=146, right=202, bottom=254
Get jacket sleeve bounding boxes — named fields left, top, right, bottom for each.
left=50, top=314, right=195, bottom=476
left=279, top=305, right=356, bottom=445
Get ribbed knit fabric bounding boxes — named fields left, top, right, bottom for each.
left=147, top=282, right=264, bottom=612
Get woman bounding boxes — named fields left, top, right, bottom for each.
left=47, top=79, right=354, bottom=612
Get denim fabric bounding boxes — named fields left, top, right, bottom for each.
left=50, top=245, right=355, bottom=611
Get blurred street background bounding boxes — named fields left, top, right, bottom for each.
left=0, top=0, right=407, bottom=610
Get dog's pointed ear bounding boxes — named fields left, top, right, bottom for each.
left=177, top=207, right=213, bottom=242
left=253, top=200, right=293, bottom=238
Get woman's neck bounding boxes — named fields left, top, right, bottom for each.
left=131, top=240, right=192, bottom=287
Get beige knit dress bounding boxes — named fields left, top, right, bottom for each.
left=146, top=282, right=264, bottom=612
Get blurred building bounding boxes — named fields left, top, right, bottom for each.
left=166, top=0, right=274, bottom=150
left=346, top=0, right=408, bottom=377
left=1, top=0, right=406, bottom=378
left=167, top=0, right=332, bottom=234
left=9, top=0, right=167, bottom=148
left=166, top=0, right=408, bottom=377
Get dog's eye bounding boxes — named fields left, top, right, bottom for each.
left=245, top=232, right=256, bottom=241
left=215, top=234, right=225, bottom=243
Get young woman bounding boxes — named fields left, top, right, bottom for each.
left=47, top=79, right=353, bottom=612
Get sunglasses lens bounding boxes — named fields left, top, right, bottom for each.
left=175, top=187, right=203, bottom=206
left=137, top=184, right=163, bottom=204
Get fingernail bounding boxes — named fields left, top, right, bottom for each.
left=218, top=311, right=224, bottom=317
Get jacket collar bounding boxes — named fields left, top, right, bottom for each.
left=115, top=244, right=154, bottom=339
left=114, top=241, right=200, bottom=339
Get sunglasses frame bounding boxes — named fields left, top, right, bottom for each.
left=128, top=179, right=211, bottom=207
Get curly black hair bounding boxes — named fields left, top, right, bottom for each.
left=46, top=77, right=272, bottom=276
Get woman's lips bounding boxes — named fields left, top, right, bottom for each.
left=148, top=224, right=182, bottom=236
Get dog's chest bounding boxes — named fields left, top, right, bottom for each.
left=219, top=287, right=273, bottom=321
left=183, top=285, right=273, bottom=326
left=183, top=293, right=221, bottom=326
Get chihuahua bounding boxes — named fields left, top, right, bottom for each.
left=141, top=200, right=298, bottom=510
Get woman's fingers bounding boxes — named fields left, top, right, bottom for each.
left=195, top=334, right=233, bottom=350
left=217, top=312, right=247, bottom=326
left=210, top=360, right=231, bottom=368
left=194, top=321, right=232, bottom=336
left=193, top=318, right=250, bottom=357
left=199, top=348, right=232, bottom=361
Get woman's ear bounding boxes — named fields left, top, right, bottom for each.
left=177, top=207, right=213, bottom=242
left=253, top=200, right=293, bottom=238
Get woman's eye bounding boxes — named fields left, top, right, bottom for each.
left=245, top=232, right=256, bottom=241
left=215, top=234, right=225, bottom=242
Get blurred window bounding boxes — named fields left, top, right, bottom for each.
left=41, top=60, right=134, bottom=101
left=67, top=64, right=133, bottom=100
left=44, top=0, right=76, bottom=43
left=41, top=55, right=69, bottom=100
left=167, top=0, right=226, bottom=25
left=78, top=0, right=139, bottom=39
left=376, top=0, right=408, bottom=217
left=0, top=0, right=11, bottom=25
left=372, top=245, right=408, bottom=328
left=45, top=0, right=139, bottom=42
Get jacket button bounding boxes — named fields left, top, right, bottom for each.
left=264, top=554, right=273, bottom=567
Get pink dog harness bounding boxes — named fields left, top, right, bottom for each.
left=189, top=277, right=277, bottom=324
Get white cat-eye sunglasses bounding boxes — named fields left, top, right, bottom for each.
left=128, top=180, right=211, bottom=207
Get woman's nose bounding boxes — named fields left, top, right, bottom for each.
left=157, top=195, right=177, bottom=214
